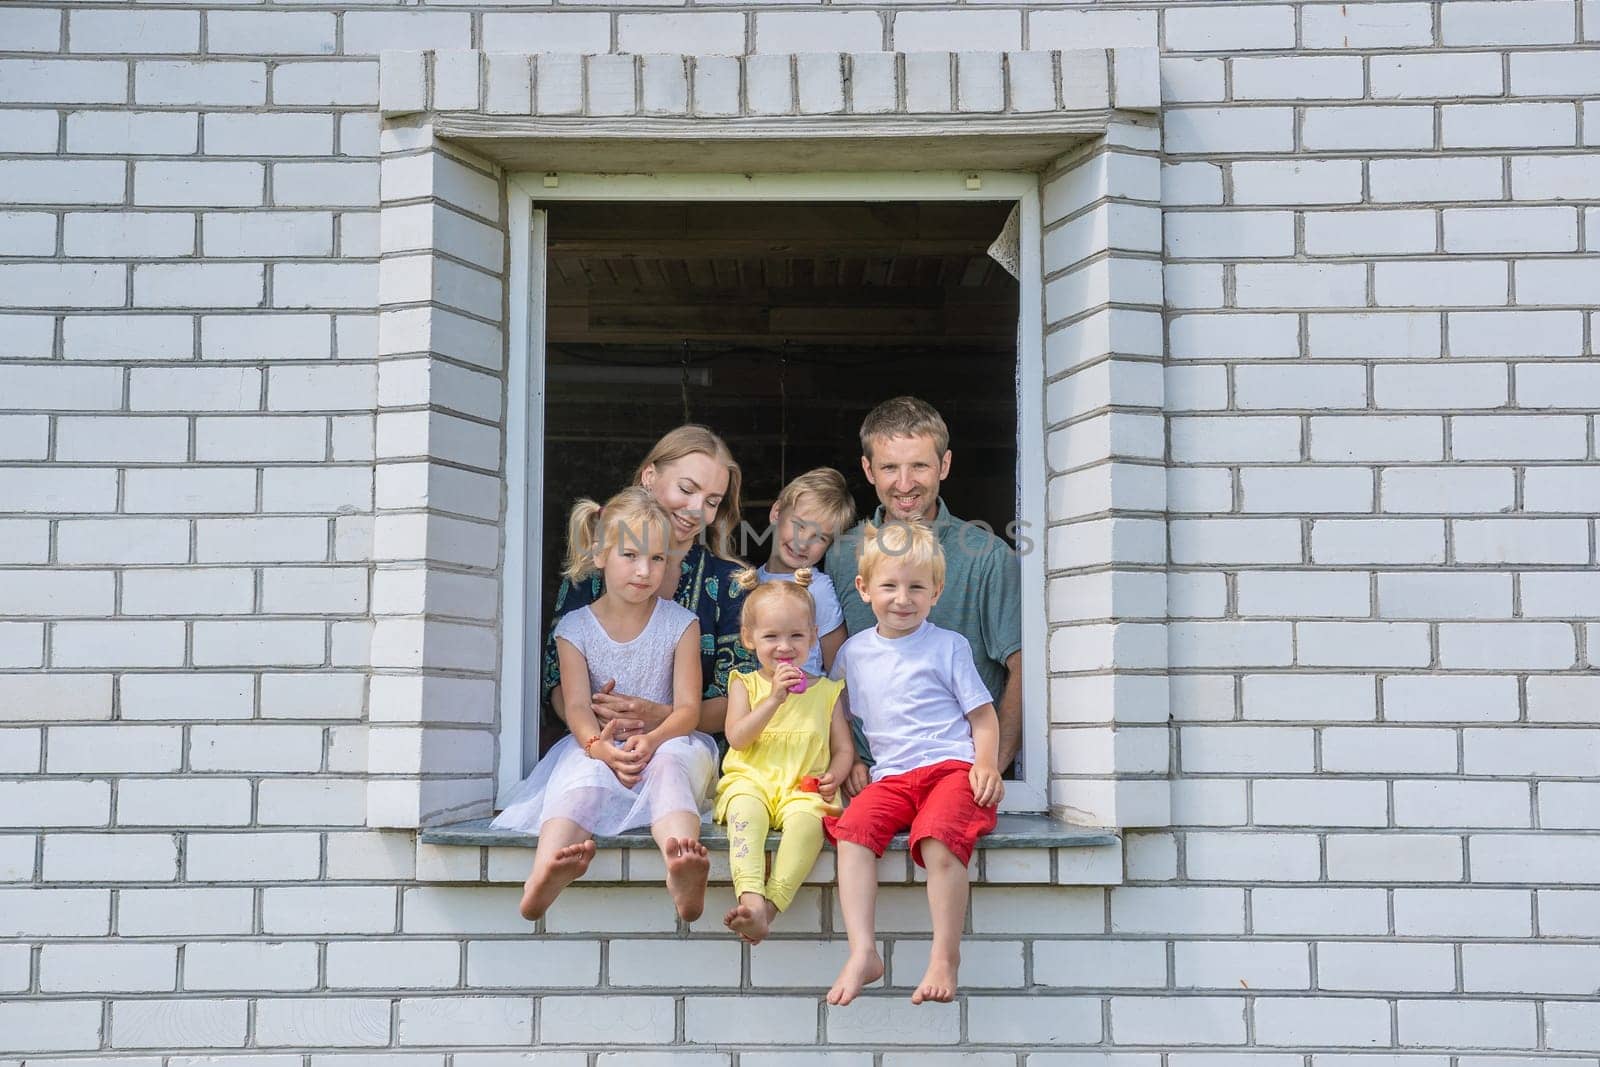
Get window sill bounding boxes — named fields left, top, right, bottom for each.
left=416, top=814, right=1123, bottom=886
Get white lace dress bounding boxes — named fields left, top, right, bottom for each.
left=491, top=598, right=718, bottom=836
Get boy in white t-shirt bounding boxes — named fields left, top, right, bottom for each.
left=823, top=521, right=1003, bottom=1008
left=756, top=468, right=854, bottom=675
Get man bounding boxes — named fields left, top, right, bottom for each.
left=824, top=396, right=1024, bottom=774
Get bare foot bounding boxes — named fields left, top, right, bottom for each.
left=519, top=840, right=595, bottom=920
left=911, top=951, right=959, bottom=1004
left=664, top=837, right=709, bottom=922
left=826, top=949, right=884, bottom=1006
left=724, top=895, right=777, bottom=944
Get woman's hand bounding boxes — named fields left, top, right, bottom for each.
left=589, top=679, right=666, bottom=733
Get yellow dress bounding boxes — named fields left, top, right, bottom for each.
left=715, top=669, right=844, bottom=822
left=714, top=669, right=844, bottom=911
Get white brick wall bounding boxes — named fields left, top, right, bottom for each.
left=3, top=0, right=1599, bottom=1060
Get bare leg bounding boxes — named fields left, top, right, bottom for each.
left=912, top=839, right=968, bottom=1004
left=827, top=841, right=885, bottom=1006
left=520, top=818, right=595, bottom=921
left=724, top=890, right=777, bottom=944
left=652, top=809, right=709, bottom=922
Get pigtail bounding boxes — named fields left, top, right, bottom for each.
left=732, top=566, right=762, bottom=593
left=562, top=498, right=604, bottom=581
left=793, top=567, right=813, bottom=588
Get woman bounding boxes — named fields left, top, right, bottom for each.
left=542, top=425, right=756, bottom=742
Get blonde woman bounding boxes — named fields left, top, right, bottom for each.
left=542, top=425, right=758, bottom=741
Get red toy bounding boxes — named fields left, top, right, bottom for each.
left=798, top=775, right=821, bottom=793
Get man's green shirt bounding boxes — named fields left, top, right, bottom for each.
left=824, top=499, right=1023, bottom=704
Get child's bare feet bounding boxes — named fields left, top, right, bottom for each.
left=664, top=837, right=709, bottom=922
left=826, top=948, right=884, bottom=1006
left=724, top=894, right=778, bottom=944
left=911, top=950, right=959, bottom=1004
left=519, top=839, right=595, bottom=920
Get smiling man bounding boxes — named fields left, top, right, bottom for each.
left=824, top=396, right=1024, bottom=772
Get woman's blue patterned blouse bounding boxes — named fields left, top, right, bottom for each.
left=540, top=544, right=757, bottom=726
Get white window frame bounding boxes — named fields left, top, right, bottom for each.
left=500, top=170, right=1049, bottom=813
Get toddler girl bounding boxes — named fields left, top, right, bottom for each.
left=493, top=486, right=714, bottom=923
left=716, top=569, right=855, bottom=944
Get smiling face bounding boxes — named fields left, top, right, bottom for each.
left=766, top=495, right=838, bottom=573
left=598, top=519, right=670, bottom=605
left=642, top=451, right=730, bottom=548
left=743, top=594, right=817, bottom=674
left=855, top=556, right=941, bottom=640
left=862, top=433, right=951, bottom=524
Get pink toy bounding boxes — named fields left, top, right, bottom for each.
left=776, top=656, right=808, bottom=693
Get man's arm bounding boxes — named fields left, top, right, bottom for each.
left=997, top=649, right=1023, bottom=771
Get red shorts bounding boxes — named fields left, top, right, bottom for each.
left=824, top=759, right=997, bottom=868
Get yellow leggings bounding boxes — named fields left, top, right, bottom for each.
left=724, top=794, right=824, bottom=912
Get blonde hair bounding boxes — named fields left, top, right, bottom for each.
left=733, top=567, right=817, bottom=648
left=774, top=467, right=856, bottom=543
left=859, top=396, right=950, bottom=460
left=634, top=424, right=744, bottom=561
left=856, top=521, right=946, bottom=589
left=563, top=486, right=673, bottom=582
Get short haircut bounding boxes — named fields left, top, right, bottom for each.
left=859, top=396, right=950, bottom=460
left=856, top=520, right=946, bottom=589
left=774, top=467, right=856, bottom=541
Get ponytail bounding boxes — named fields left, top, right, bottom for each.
left=562, top=499, right=604, bottom=582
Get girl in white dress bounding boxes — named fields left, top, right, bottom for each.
left=493, top=486, right=715, bottom=923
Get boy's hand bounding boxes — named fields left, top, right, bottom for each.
left=844, top=761, right=870, bottom=798
left=969, top=762, right=1004, bottom=808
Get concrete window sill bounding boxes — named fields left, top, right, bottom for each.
left=415, top=814, right=1123, bottom=886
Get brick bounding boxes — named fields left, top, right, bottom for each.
left=1453, top=310, right=1585, bottom=357
left=1233, top=56, right=1363, bottom=99
left=123, top=468, right=255, bottom=515
left=0, top=1000, right=102, bottom=1053
left=753, top=12, right=881, bottom=54
left=1305, top=209, right=1437, bottom=255
left=1529, top=676, right=1600, bottom=722
left=66, top=110, right=196, bottom=156
left=43, top=832, right=178, bottom=881
left=62, top=211, right=191, bottom=258
left=48, top=724, right=182, bottom=773
left=1033, top=940, right=1165, bottom=989
left=1372, top=52, right=1505, bottom=98
left=1539, top=889, right=1600, bottom=935
left=112, top=999, right=248, bottom=1049
left=0, top=59, right=127, bottom=105
left=0, top=7, right=60, bottom=52
left=1377, top=571, right=1512, bottom=619
left=1164, top=107, right=1294, bottom=154
left=1455, top=517, right=1589, bottom=563
left=118, top=778, right=252, bottom=827
left=1397, top=1000, right=1537, bottom=1049
left=53, top=621, right=185, bottom=668
left=1302, top=3, right=1434, bottom=47
left=264, top=885, right=397, bottom=933
left=325, top=940, right=459, bottom=990
left=1165, top=210, right=1294, bottom=258
left=1330, top=833, right=1465, bottom=883
left=1237, top=365, right=1368, bottom=409
left=1376, top=260, right=1510, bottom=307
left=1299, top=623, right=1433, bottom=674
left=1186, top=831, right=1320, bottom=881
left=205, top=113, right=333, bottom=158
left=1516, top=258, right=1600, bottom=305
left=1371, top=156, right=1505, bottom=203
left=1547, top=1003, right=1600, bottom=1052
left=1236, top=571, right=1372, bottom=618
left=1396, top=779, right=1532, bottom=828
left=1380, top=466, right=1515, bottom=514
left=135, top=263, right=264, bottom=308
left=1522, top=570, right=1600, bottom=617
left=274, top=262, right=379, bottom=310
left=0, top=674, right=112, bottom=723
left=468, top=940, right=600, bottom=989
left=1443, top=102, right=1576, bottom=148
left=1303, top=106, right=1434, bottom=151
left=0, top=210, right=55, bottom=255
left=208, top=12, right=336, bottom=55
left=258, top=778, right=364, bottom=826
left=1375, top=363, right=1508, bottom=408
left=1171, top=518, right=1301, bottom=565
left=480, top=14, right=607, bottom=55
left=0, top=108, right=58, bottom=153
left=63, top=315, right=193, bottom=361
left=120, top=674, right=251, bottom=722
left=1511, top=48, right=1600, bottom=95
left=1510, top=153, right=1600, bottom=200
left=1473, top=834, right=1600, bottom=882
left=1312, top=519, right=1445, bottom=565
left=70, top=10, right=198, bottom=54
left=1109, top=997, right=1245, bottom=1045
left=40, top=943, right=176, bottom=993
left=1444, top=206, right=1578, bottom=252
left=1310, top=416, right=1442, bottom=462
left=1254, top=997, right=1391, bottom=1047
left=2, top=263, right=127, bottom=311
left=1308, top=312, right=1442, bottom=359
left=344, top=12, right=470, bottom=54
left=542, top=996, right=675, bottom=1045
left=186, top=942, right=319, bottom=992
left=1441, top=0, right=1576, bottom=44
left=274, top=61, right=377, bottom=107
left=190, top=723, right=324, bottom=772
left=186, top=832, right=320, bottom=884
left=57, top=519, right=189, bottom=567
left=135, top=61, right=265, bottom=106
left=1466, top=725, right=1596, bottom=775
left=895, top=12, right=1020, bottom=51
left=1394, top=887, right=1531, bottom=936
left=1253, top=778, right=1387, bottom=827
left=130, top=366, right=261, bottom=411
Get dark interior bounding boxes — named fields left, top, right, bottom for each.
left=537, top=199, right=1022, bottom=629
